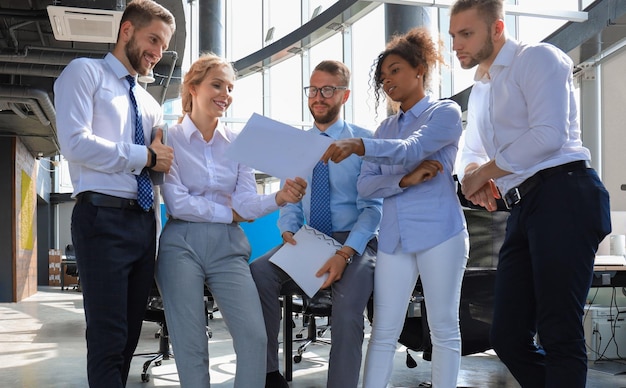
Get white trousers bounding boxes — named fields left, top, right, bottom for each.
left=363, top=230, right=468, bottom=388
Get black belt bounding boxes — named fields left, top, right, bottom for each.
left=503, top=160, right=588, bottom=209
left=76, top=191, right=150, bottom=212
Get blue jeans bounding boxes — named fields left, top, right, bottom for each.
left=490, top=167, right=610, bottom=387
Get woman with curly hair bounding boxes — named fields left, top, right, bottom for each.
left=322, top=27, right=469, bottom=388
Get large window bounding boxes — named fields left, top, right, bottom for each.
left=225, top=0, right=586, bottom=130
left=268, top=56, right=304, bottom=125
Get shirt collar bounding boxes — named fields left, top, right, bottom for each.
left=313, top=117, right=345, bottom=140
left=474, top=38, right=518, bottom=83
left=401, top=95, right=433, bottom=120
left=104, top=53, right=135, bottom=81
left=181, top=114, right=228, bottom=143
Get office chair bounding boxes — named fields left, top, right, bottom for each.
left=133, top=282, right=173, bottom=383
left=61, top=244, right=80, bottom=291
left=291, top=289, right=332, bottom=363
left=133, top=282, right=217, bottom=383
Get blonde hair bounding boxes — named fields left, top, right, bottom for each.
left=179, top=53, right=236, bottom=121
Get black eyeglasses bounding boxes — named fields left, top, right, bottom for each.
left=303, top=85, right=348, bottom=98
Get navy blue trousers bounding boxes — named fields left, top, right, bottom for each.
left=490, top=167, right=611, bottom=387
left=72, top=201, right=156, bottom=388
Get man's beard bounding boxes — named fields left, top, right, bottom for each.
left=462, top=29, right=494, bottom=69
left=310, top=102, right=341, bottom=125
left=125, top=35, right=151, bottom=76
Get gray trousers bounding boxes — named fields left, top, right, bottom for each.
left=156, top=220, right=267, bottom=388
left=250, top=232, right=376, bottom=388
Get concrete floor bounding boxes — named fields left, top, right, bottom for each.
left=1, top=287, right=625, bottom=387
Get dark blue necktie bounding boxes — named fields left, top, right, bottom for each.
left=126, top=75, right=153, bottom=211
left=309, top=133, right=332, bottom=236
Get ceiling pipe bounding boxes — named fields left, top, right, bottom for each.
left=0, top=97, right=51, bottom=127
left=7, top=102, right=28, bottom=119
left=0, top=62, right=65, bottom=78
left=0, top=84, right=57, bottom=131
left=0, top=46, right=107, bottom=65
left=0, top=9, right=48, bottom=21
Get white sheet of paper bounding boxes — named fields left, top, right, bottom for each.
left=225, top=113, right=333, bottom=179
left=269, top=225, right=343, bottom=298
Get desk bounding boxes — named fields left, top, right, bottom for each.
left=592, top=266, right=626, bottom=288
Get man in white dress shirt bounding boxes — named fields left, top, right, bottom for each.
left=54, top=1, right=175, bottom=386
left=449, top=1, right=611, bottom=386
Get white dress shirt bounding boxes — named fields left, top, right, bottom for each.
left=459, top=38, right=590, bottom=194
left=55, top=53, right=163, bottom=199
left=162, top=115, right=279, bottom=223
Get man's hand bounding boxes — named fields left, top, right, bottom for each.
left=316, top=255, right=347, bottom=289
left=275, top=177, right=307, bottom=206
left=282, top=231, right=296, bottom=245
left=461, top=162, right=502, bottom=212
left=149, top=128, right=174, bottom=173
left=400, top=160, right=443, bottom=188
left=321, top=138, right=365, bottom=164
left=315, top=247, right=355, bottom=289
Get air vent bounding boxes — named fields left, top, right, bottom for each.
left=47, top=6, right=123, bottom=43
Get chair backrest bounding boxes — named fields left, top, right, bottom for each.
left=65, top=244, right=76, bottom=260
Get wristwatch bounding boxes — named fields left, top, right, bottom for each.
left=335, top=250, right=353, bottom=265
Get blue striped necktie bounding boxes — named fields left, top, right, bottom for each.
left=126, top=75, right=153, bottom=211
left=309, top=133, right=332, bottom=235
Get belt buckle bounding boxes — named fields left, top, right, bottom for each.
left=505, top=187, right=521, bottom=209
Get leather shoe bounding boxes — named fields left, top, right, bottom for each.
left=265, top=370, right=289, bottom=388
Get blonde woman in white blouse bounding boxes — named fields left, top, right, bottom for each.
left=155, top=53, right=306, bottom=388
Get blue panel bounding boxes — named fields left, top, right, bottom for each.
left=161, top=204, right=281, bottom=262
left=241, top=210, right=281, bottom=262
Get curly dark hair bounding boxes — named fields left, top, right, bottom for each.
left=370, top=27, right=445, bottom=114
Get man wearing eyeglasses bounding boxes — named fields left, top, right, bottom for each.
left=251, top=60, right=383, bottom=388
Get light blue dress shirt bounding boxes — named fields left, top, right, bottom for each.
left=55, top=53, right=163, bottom=199
left=162, top=115, right=280, bottom=223
left=277, top=118, right=383, bottom=255
left=458, top=38, right=591, bottom=195
left=358, top=95, right=466, bottom=254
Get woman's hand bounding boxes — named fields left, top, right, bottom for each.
left=275, top=177, right=307, bottom=206
left=399, top=160, right=443, bottom=188
left=232, top=209, right=253, bottom=223
left=321, top=138, right=365, bottom=164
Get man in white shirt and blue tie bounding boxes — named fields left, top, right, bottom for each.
left=54, top=1, right=175, bottom=386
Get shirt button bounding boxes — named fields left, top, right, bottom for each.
left=131, top=168, right=136, bottom=172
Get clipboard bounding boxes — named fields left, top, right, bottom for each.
left=269, top=225, right=342, bottom=298
left=149, top=123, right=168, bottom=185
